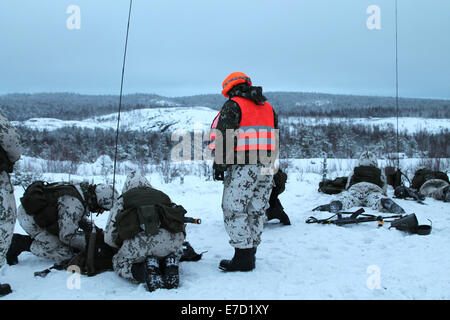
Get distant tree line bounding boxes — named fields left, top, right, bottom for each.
left=17, top=123, right=449, bottom=164
left=2, top=92, right=449, bottom=121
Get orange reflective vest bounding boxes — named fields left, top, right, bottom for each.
left=209, top=97, right=276, bottom=151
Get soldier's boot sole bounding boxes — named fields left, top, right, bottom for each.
left=443, top=186, right=450, bottom=202
left=312, top=201, right=342, bottom=213
left=0, top=283, right=12, bottom=297
left=163, top=253, right=180, bottom=289
left=6, top=234, right=32, bottom=266
left=381, top=198, right=405, bottom=214
left=144, top=256, right=163, bottom=292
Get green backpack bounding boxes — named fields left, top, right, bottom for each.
left=411, top=169, right=449, bottom=190
left=20, top=181, right=85, bottom=236
left=114, top=187, right=187, bottom=247
left=319, top=177, right=348, bottom=195
left=349, top=166, right=383, bottom=189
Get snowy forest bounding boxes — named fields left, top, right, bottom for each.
left=2, top=92, right=448, bottom=168
left=1, top=92, right=449, bottom=121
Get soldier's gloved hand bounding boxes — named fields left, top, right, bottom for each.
left=214, top=169, right=224, bottom=181
left=95, top=226, right=104, bottom=235
left=213, top=163, right=226, bottom=181
left=78, top=218, right=92, bottom=233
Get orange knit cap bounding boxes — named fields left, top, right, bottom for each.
left=222, top=72, right=252, bottom=97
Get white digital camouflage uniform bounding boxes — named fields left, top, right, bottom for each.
left=222, top=164, right=274, bottom=249
left=339, top=151, right=388, bottom=211
left=18, top=183, right=116, bottom=263
left=420, top=179, right=450, bottom=202
left=105, top=171, right=185, bottom=282
left=0, top=109, right=21, bottom=271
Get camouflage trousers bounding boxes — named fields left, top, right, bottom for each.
left=420, top=179, right=449, bottom=201
left=0, top=174, right=16, bottom=269
left=17, top=206, right=74, bottom=263
left=339, top=182, right=385, bottom=211
left=113, top=229, right=185, bottom=282
left=222, top=164, right=274, bottom=249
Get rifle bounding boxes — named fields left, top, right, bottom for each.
left=86, top=221, right=97, bottom=276
left=184, top=217, right=201, bottom=224
left=34, top=260, right=70, bottom=278
left=306, top=208, right=404, bottom=227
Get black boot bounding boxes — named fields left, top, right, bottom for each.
left=312, top=200, right=343, bottom=213
left=266, top=201, right=291, bottom=226
left=131, top=262, right=146, bottom=283
left=443, top=186, right=450, bottom=203
left=143, top=256, right=163, bottom=292
left=162, top=253, right=179, bottom=289
left=277, top=210, right=291, bottom=225
left=381, top=198, right=405, bottom=214
left=219, top=248, right=255, bottom=272
left=6, top=234, right=32, bottom=265
left=0, top=283, right=12, bottom=297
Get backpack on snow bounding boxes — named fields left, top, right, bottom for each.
left=20, top=181, right=85, bottom=236
left=411, top=169, right=449, bottom=190
left=319, top=176, right=348, bottom=195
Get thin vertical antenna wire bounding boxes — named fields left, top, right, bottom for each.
left=395, top=0, right=400, bottom=169
left=112, top=0, right=133, bottom=203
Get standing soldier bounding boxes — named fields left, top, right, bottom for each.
left=0, top=109, right=21, bottom=297
left=211, top=72, right=278, bottom=272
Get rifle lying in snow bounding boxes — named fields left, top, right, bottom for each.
left=306, top=208, right=404, bottom=227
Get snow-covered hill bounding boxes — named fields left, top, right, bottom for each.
left=13, top=106, right=219, bottom=132
left=13, top=106, right=450, bottom=134
left=283, top=117, right=450, bottom=134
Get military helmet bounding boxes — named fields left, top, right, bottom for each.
left=94, top=184, right=118, bottom=210
left=358, top=151, right=378, bottom=167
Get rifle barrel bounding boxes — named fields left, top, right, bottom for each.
left=184, top=217, right=201, bottom=224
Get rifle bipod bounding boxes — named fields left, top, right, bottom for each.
left=306, top=208, right=404, bottom=227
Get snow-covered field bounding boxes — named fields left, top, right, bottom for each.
left=12, top=106, right=450, bottom=134
left=2, top=161, right=450, bottom=300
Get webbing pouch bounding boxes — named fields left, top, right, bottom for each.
left=137, top=205, right=160, bottom=236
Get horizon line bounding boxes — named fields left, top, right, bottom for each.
left=1, top=90, right=449, bottom=102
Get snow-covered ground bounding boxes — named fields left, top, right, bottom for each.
left=12, top=106, right=450, bottom=134
left=2, top=163, right=450, bottom=300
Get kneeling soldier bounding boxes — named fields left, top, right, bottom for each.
left=11, top=181, right=116, bottom=264
left=104, top=171, right=186, bottom=292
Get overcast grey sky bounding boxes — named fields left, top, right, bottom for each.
left=0, top=0, right=449, bottom=99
